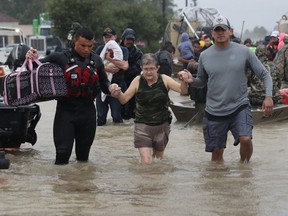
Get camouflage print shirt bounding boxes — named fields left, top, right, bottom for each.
left=273, top=44, right=288, bottom=86
left=248, top=45, right=282, bottom=105
left=135, top=74, right=171, bottom=125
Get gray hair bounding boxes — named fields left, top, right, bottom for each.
left=140, top=53, right=158, bottom=66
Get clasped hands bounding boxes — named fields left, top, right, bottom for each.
left=177, top=69, right=193, bottom=84
left=109, top=70, right=193, bottom=97
left=109, top=83, right=122, bottom=97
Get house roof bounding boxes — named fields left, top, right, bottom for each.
left=0, top=12, right=18, bottom=22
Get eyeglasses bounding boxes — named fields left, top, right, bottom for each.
left=142, top=67, right=157, bottom=72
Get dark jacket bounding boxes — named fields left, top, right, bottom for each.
left=155, top=50, right=173, bottom=76
left=123, top=45, right=143, bottom=81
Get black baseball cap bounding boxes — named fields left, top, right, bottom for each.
left=102, top=27, right=116, bottom=36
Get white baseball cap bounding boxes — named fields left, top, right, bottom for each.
left=270, top=30, right=279, bottom=37
left=212, top=15, right=231, bottom=30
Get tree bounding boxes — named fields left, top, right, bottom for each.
left=45, top=0, right=104, bottom=41
left=45, top=0, right=174, bottom=52
left=0, top=0, right=46, bottom=24
left=0, top=0, right=175, bottom=52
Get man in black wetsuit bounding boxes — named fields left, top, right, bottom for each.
left=26, top=26, right=112, bottom=165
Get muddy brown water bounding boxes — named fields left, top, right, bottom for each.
left=1, top=91, right=288, bottom=216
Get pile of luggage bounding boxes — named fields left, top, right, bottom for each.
left=0, top=44, right=67, bottom=153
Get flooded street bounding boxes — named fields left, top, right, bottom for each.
left=1, top=91, right=288, bottom=216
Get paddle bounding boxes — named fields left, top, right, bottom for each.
left=181, top=112, right=199, bottom=129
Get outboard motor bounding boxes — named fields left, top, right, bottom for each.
left=0, top=151, right=10, bottom=169
left=4, top=44, right=30, bottom=71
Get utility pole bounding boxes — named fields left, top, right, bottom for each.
left=186, top=0, right=197, bottom=7
left=162, top=0, right=166, bottom=18
left=192, top=0, right=197, bottom=6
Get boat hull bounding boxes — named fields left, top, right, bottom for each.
left=170, top=100, right=288, bottom=124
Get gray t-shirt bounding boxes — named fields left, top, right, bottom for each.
left=191, top=42, right=273, bottom=116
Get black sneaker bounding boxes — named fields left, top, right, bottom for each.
left=97, top=121, right=106, bottom=126
left=233, top=138, right=240, bottom=146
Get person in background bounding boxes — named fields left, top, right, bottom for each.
left=99, top=33, right=123, bottom=101
left=244, top=38, right=252, bottom=47
left=186, top=39, right=203, bottom=73
left=248, top=45, right=282, bottom=105
left=198, top=34, right=206, bottom=48
left=184, top=40, right=202, bottom=78
left=244, top=38, right=256, bottom=52
left=26, top=26, right=112, bottom=165
left=177, top=32, right=194, bottom=69
left=277, top=32, right=287, bottom=51
left=95, top=27, right=129, bottom=126
left=187, top=39, right=207, bottom=110
left=201, top=35, right=213, bottom=52
left=155, top=41, right=175, bottom=77
left=274, top=34, right=288, bottom=89
left=120, top=28, right=143, bottom=120
left=110, top=53, right=192, bottom=164
left=192, top=40, right=202, bottom=62
left=184, top=15, right=273, bottom=163
left=266, top=30, right=279, bottom=60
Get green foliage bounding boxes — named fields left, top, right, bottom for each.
left=46, top=0, right=173, bottom=52
left=45, top=0, right=103, bottom=40
left=0, top=0, right=46, bottom=24
left=0, top=0, right=175, bottom=51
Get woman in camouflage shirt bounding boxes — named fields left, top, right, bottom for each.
left=111, top=53, right=191, bottom=164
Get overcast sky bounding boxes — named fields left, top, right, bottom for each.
left=174, top=0, right=288, bottom=34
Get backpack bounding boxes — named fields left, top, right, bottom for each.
left=156, top=50, right=173, bottom=76
left=64, top=52, right=100, bottom=99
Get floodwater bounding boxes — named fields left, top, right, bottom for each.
left=1, top=91, right=288, bottom=216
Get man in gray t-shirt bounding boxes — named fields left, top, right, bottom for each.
left=185, top=15, right=274, bottom=163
